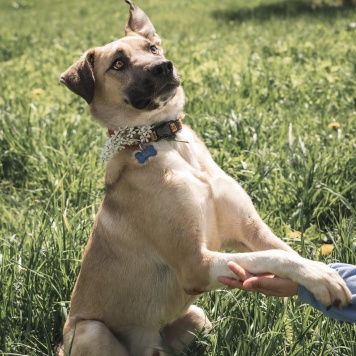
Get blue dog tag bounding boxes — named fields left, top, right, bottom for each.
left=135, top=145, right=157, bottom=164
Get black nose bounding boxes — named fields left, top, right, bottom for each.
left=151, top=61, right=173, bottom=76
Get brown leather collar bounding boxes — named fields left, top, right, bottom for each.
left=108, top=117, right=183, bottom=142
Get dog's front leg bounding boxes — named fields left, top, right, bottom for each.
left=204, top=249, right=352, bottom=309
left=211, top=174, right=294, bottom=253
left=170, top=247, right=351, bottom=308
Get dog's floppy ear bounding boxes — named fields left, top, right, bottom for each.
left=60, top=49, right=95, bottom=105
left=124, top=0, right=161, bottom=46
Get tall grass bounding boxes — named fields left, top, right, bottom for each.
left=0, top=0, right=355, bottom=354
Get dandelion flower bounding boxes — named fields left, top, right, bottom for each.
left=327, top=122, right=340, bottom=129
left=32, top=88, right=44, bottom=95
left=289, top=231, right=301, bottom=239
left=319, top=244, right=334, bottom=256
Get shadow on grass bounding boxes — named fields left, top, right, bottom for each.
left=212, top=0, right=355, bottom=23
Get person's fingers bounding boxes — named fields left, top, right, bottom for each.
left=218, top=276, right=234, bottom=285
left=219, top=262, right=298, bottom=297
left=243, top=278, right=279, bottom=296
left=227, top=261, right=254, bottom=281
left=242, top=277, right=266, bottom=291
left=218, top=276, right=244, bottom=289
left=258, top=273, right=276, bottom=278
left=243, top=276, right=298, bottom=297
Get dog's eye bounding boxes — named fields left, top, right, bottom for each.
left=112, top=59, right=125, bottom=71
left=150, top=45, right=159, bottom=55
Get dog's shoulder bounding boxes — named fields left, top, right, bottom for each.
left=178, top=125, right=221, bottom=176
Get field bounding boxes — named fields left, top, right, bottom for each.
left=0, top=0, right=355, bottom=354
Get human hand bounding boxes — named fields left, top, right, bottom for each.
left=218, top=261, right=299, bottom=297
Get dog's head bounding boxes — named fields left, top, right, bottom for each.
left=60, top=0, right=184, bottom=128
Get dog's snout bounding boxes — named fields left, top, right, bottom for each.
left=151, top=61, right=173, bottom=76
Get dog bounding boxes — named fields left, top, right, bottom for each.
left=59, top=1, right=351, bottom=355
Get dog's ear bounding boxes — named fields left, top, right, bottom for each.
left=60, top=49, right=95, bottom=105
left=124, top=0, right=161, bottom=46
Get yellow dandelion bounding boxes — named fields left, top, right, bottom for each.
left=327, top=122, right=340, bottom=129
left=289, top=231, right=302, bottom=239
left=319, top=244, right=334, bottom=256
left=32, top=88, right=44, bottom=95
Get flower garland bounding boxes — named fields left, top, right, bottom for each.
left=100, top=125, right=153, bottom=162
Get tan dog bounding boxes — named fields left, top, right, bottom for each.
left=59, top=1, right=351, bottom=355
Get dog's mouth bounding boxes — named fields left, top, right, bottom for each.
left=129, top=81, right=179, bottom=110
left=159, top=82, right=179, bottom=93
left=131, top=98, right=158, bottom=110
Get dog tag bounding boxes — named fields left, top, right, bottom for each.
left=135, top=145, right=157, bottom=164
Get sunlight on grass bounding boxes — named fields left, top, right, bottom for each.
left=0, top=0, right=355, bottom=354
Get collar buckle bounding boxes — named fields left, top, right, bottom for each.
left=150, top=117, right=183, bottom=142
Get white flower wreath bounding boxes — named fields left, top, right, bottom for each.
left=100, top=124, right=153, bottom=162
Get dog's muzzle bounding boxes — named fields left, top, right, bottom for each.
left=126, top=60, right=180, bottom=111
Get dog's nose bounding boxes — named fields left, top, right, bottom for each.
left=151, top=61, right=173, bottom=76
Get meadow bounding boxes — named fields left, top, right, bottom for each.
left=0, top=0, right=355, bottom=354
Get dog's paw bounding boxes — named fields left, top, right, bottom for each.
left=300, top=261, right=352, bottom=309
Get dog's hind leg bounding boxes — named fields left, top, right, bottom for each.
left=121, top=306, right=211, bottom=356
left=60, top=320, right=129, bottom=356
left=161, top=305, right=212, bottom=354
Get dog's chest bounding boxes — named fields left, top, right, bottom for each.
left=103, top=130, right=221, bottom=247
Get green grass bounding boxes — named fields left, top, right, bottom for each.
left=1, top=0, right=355, bottom=354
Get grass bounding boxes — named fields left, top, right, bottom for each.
left=0, top=0, right=355, bottom=354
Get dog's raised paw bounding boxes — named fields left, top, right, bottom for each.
left=302, top=262, right=352, bottom=309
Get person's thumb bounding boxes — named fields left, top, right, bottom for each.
left=243, top=277, right=261, bottom=291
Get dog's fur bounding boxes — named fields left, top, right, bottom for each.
left=59, top=1, right=351, bottom=355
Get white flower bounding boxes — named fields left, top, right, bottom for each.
left=138, top=126, right=152, bottom=142
left=100, top=123, right=154, bottom=162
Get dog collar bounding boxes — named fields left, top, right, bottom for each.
left=100, top=115, right=184, bottom=162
